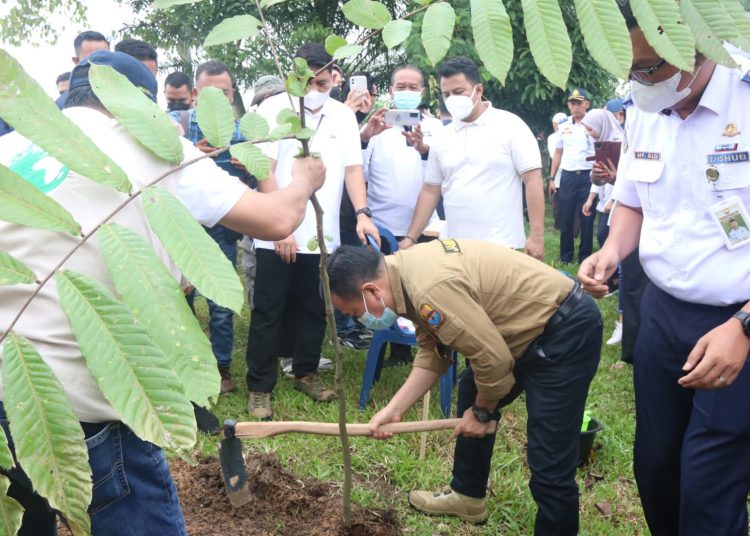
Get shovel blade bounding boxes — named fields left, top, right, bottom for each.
left=219, top=436, right=251, bottom=507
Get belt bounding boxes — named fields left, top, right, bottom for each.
left=564, top=169, right=590, bottom=175
left=546, top=281, right=585, bottom=330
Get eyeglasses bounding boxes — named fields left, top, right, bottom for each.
left=629, top=59, right=667, bottom=86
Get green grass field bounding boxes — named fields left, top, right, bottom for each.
left=191, top=212, right=647, bottom=535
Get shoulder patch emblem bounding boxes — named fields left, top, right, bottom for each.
left=419, top=303, right=445, bottom=329
left=440, top=239, right=461, bottom=254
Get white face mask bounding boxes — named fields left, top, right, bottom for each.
left=631, top=66, right=701, bottom=114
left=444, top=86, right=477, bottom=121
left=304, top=88, right=330, bottom=110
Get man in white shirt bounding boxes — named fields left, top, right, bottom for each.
left=399, top=57, right=545, bottom=261
left=245, top=43, right=379, bottom=420
left=548, top=111, right=568, bottom=229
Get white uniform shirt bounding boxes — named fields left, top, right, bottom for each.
left=254, top=92, right=362, bottom=253
left=425, top=104, right=541, bottom=249
left=0, top=107, right=247, bottom=421
left=613, top=65, right=750, bottom=305
left=556, top=117, right=594, bottom=171
left=364, top=116, right=442, bottom=236
left=591, top=182, right=614, bottom=213
left=547, top=130, right=563, bottom=187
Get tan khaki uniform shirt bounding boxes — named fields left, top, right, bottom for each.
left=385, top=239, right=574, bottom=400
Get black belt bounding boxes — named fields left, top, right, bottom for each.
left=546, top=281, right=585, bottom=330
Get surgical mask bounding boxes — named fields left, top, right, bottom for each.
left=631, top=66, right=701, bottom=114
left=393, top=90, right=422, bottom=110
left=358, top=293, right=398, bottom=330
left=167, top=101, right=190, bottom=112
left=444, top=87, right=476, bottom=121
left=304, top=88, right=330, bottom=110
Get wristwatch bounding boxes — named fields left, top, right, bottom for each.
left=355, top=207, right=372, bottom=218
left=471, top=404, right=492, bottom=423
left=734, top=311, right=750, bottom=339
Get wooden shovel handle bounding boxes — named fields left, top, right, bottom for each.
left=232, top=419, right=497, bottom=439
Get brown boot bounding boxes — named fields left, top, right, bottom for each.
left=219, top=367, right=236, bottom=394
left=293, top=374, right=336, bottom=402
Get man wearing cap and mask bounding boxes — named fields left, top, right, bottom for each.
left=399, top=56, right=545, bottom=262
left=579, top=2, right=750, bottom=534
left=0, top=51, right=325, bottom=535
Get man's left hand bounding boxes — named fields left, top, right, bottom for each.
left=356, top=216, right=381, bottom=248
left=679, top=318, right=750, bottom=389
left=402, top=125, right=428, bottom=156
left=196, top=138, right=218, bottom=158
left=524, top=235, right=544, bottom=261
left=450, top=408, right=494, bottom=440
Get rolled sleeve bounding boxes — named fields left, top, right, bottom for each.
left=612, top=155, right=642, bottom=208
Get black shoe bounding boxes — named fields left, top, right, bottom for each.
left=339, top=334, right=369, bottom=350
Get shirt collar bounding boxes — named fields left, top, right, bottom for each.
left=696, top=64, right=730, bottom=117
left=454, top=101, right=493, bottom=131
left=384, top=256, right=407, bottom=315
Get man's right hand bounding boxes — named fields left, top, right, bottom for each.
left=360, top=108, right=389, bottom=144
left=274, top=235, right=298, bottom=264
left=578, top=249, right=619, bottom=298
left=292, top=156, right=326, bottom=192
left=397, top=237, right=416, bottom=250
left=547, top=179, right=556, bottom=197
left=368, top=407, right=402, bottom=440
left=196, top=138, right=218, bottom=157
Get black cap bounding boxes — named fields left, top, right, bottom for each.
left=69, top=50, right=158, bottom=103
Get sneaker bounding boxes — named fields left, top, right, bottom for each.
left=293, top=374, right=336, bottom=402
left=339, top=334, right=369, bottom=350
left=219, top=367, right=236, bottom=394
left=281, top=357, right=333, bottom=378
left=317, top=356, right=333, bottom=372
left=607, top=321, right=623, bottom=346
left=352, top=327, right=373, bottom=340
left=408, top=488, right=488, bottom=523
left=247, top=391, right=272, bottom=420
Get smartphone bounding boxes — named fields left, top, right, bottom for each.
left=384, top=110, right=421, bottom=127
left=586, top=141, right=622, bottom=168
left=349, top=75, right=368, bottom=94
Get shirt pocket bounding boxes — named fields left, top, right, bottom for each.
left=627, top=159, right=666, bottom=217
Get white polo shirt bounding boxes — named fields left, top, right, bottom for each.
left=613, top=65, right=750, bottom=306
left=364, top=116, right=442, bottom=236
left=556, top=116, right=594, bottom=171
left=0, top=107, right=247, bottom=422
left=254, top=92, right=362, bottom=253
left=547, top=129, right=563, bottom=187
left=425, top=103, right=541, bottom=248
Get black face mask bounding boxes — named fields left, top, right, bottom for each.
left=167, top=101, right=191, bottom=112
left=330, top=86, right=342, bottom=102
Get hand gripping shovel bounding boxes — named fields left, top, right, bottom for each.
left=219, top=418, right=498, bottom=507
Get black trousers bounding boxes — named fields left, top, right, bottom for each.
left=451, top=293, right=602, bottom=536
left=245, top=249, right=325, bottom=392
left=559, top=170, right=595, bottom=263
left=619, top=248, right=649, bottom=364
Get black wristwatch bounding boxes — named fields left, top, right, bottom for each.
left=355, top=207, right=372, bottom=218
left=471, top=404, right=492, bottom=423
left=734, top=311, right=750, bottom=339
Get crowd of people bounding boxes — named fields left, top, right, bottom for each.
left=1, top=0, right=750, bottom=533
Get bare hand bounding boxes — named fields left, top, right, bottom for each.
left=402, top=125, right=428, bottom=155
left=449, top=408, right=494, bottom=440
left=582, top=199, right=593, bottom=217
left=345, top=89, right=372, bottom=115
left=547, top=179, right=556, bottom=197
left=292, top=156, right=326, bottom=192
left=360, top=108, right=389, bottom=143
left=368, top=407, right=402, bottom=439
left=678, top=319, right=750, bottom=389
left=397, top=237, right=416, bottom=250
left=274, top=235, right=298, bottom=263
left=230, top=156, right=247, bottom=173
left=196, top=138, right=218, bottom=157
left=524, top=234, right=544, bottom=261
left=603, top=199, right=614, bottom=214
left=356, top=216, right=380, bottom=248
left=578, top=249, right=619, bottom=298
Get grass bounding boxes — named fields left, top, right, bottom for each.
left=188, top=209, right=647, bottom=535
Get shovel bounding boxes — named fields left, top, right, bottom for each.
left=219, top=418, right=497, bottom=507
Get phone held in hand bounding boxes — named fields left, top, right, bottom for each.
left=349, top=75, right=368, bottom=94
left=384, top=110, right=421, bottom=127
left=586, top=141, right=622, bottom=168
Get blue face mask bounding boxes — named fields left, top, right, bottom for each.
left=392, top=90, right=422, bottom=110
left=358, top=292, right=398, bottom=330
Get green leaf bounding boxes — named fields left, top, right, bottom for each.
left=196, top=86, right=236, bottom=148
left=0, top=426, right=12, bottom=471
left=55, top=270, right=197, bottom=452
left=342, top=0, right=392, bottom=29
left=269, top=122, right=294, bottom=141
left=204, top=14, right=262, bottom=47
left=2, top=333, right=91, bottom=535
left=382, top=19, right=413, bottom=49
left=153, top=0, right=203, bottom=8
left=89, top=64, right=184, bottom=165
left=680, top=0, right=738, bottom=68
left=333, top=44, right=364, bottom=60
left=0, top=250, right=36, bottom=286
left=277, top=108, right=301, bottom=132
left=97, top=223, right=220, bottom=408
left=325, top=35, right=348, bottom=55
left=141, top=187, right=244, bottom=313
left=422, top=2, right=456, bottom=66
left=630, top=0, right=695, bottom=72
left=0, top=49, right=131, bottom=194
left=285, top=74, right=308, bottom=98
left=470, top=0, right=514, bottom=84
left=0, top=476, right=23, bottom=536
left=0, top=164, right=80, bottom=235
left=718, top=0, right=750, bottom=51
left=239, top=112, right=270, bottom=141
left=574, top=0, right=633, bottom=80
left=521, top=0, right=572, bottom=89
left=296, top=127, right=315, bottom=140
left=260, top=0, right=287, bottom=7
left=293, top=57, right=315, bottom=79
left=230, top=143, right=271, bottom=180
left=307, top=237, right=319, bottom=251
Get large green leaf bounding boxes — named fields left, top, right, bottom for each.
left=0, top=251, right=36, bottom=286
left=2, top=333, right=91, bottom=535
left=259, top=0, right=287, bottom=8
left=325, top=35, right=348, bottom=55
left=342, top=0, right=392, bottom=29
left=333, top=44, right=365, bottom=60
left=717, top=0, right=750, bottom=51
left=97, top=223, right=220, bottom=408
left=470, top=0, right=514, bottom=84
left=89, top=64, right=184, bottom=165
left=55, top=270, right=197, bottom=452
left=141, top=187, right=244, bottom=313
left=382, top=19, right=413, bottom=49
left=196, top=86, right=236, bottom=148
left=0, top=476, right=23, bottom=536
left=0, top=164, right=80, bottom=235
left=631, top=0, right=695, bottom=72
left=521, top=0, right=572, bottom=89
left=203, top=14, right=261, bottom=47
left=153, top=0, right=203, bottom=8
left=680, top=0, right=738, bottom=68
left=422, top=2, right=456, bottom=66
left=230, top=142, right=271, bottom=181
left=239, top=112, right=270, bottom=142
left=0, top=420, right=13, bottom=470
left=574, top=0, right=633, bottom=80
left=0, top=49, right=131, bottom=194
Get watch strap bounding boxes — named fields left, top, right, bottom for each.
left=734, top=311, right=750, bottom=338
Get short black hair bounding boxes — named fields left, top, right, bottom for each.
left=295, top=42, right=333, bottom=72
left=391, top=64, right=424, bottom=87
left=56, top=72, right=71, bottom=85
left=195, top=60, right=234, bottom=84
left=73, top=31, right=108, bottom=56
left=617, top=1, right=638, bottom=30
left=438, top=56, right=481, bottom=85
left=327, top=246, right=383, bottom=299
left=165, top=71, right=192, bottom=91
left=115, top=38, right=158, bottom=64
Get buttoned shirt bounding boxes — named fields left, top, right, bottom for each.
left=556, top=117, right=594, bottom=171
left=385, top=239, right=573, bottom=400
left=613, top=65, right=750, bottom=305
left=547, top=130, right=563, bottom=187
left=425, top=104, right=541, bottom=248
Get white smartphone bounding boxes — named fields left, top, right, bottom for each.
left=349, top=75, right=368, bottom=93
left=384, top=109, right=421, bottom=127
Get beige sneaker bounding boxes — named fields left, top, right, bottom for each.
left=408, top=488, right=488, bottom=523
left=247, top=391, right=272, bottom=420
left=293, top=374, right=336, bottom=402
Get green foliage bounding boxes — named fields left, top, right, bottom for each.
left=717, top=0, right=750, bottom=51
left=260, top=0, right=288, bottom=8
left=141, top=186, right=245, bottom=313
left=203, top=14, right=262, bottom=47
left=2, top=333, right=91, bottom=536
left=334, top=44, right=365, bottom=60
left=0, top=0, right=86, bottom=45
left=0, top=164, right=81, bottom=236
left=286, top=57, right=316, bottom=98
left=521, top=0, right=572, bottom=89
left=196, top=86, right=237, bottom=148
left=269, top=122, right=294, bottom=141
left=630, top=0, right=695, bottom=71
left=574, top=0, right=633, bottom=80
left=325, top=35, right=349, bottom=54
left=0, top=476, right=23, bottom=536
left=680, top=0, right=739, bottom=67
left=89, top=64, right=185, bottom=165
left=0, top=49, right=132, bottom=195
left=382, top=19, right=413, bottom=49
left=296, top=127, right=316, bottom=140
left=470, top=0, right=514, bottom=84
left=342, top=0, right=392, bottom=29
left=0, top=251, right=36, bottom=286
left=422, top=2, right=457, bottom=65
left=153, top=0, right=204, bottom=8
left=97, top=223, right=220, bottom=408
left=0, top=423, right=13, bottom=471
left=277, top=108, right=302, bottom=131
left=230, top=143, right=272, bottom=180
left=239, top=112, right=270, bottom=141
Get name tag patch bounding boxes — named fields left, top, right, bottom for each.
left=707, top=151, right=749, bottom=165
left=714, top=143, right=738, bottom=152
left=634, top=151, right=660, bottom=160
left=440, top=239, right=461, bottom=254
